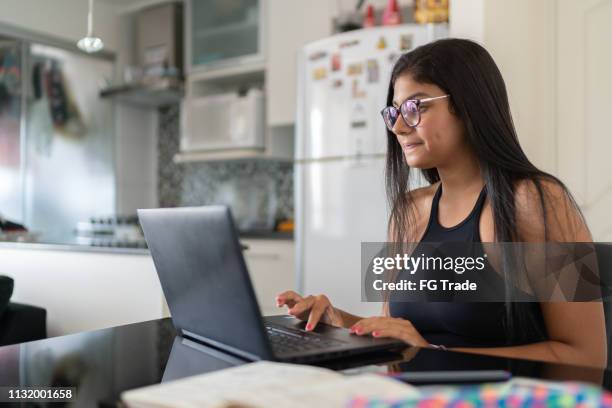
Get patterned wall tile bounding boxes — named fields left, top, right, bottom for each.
left=157, top=105, right=293, bottom=231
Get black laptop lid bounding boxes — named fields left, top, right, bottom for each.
left=138, top=206, right=273, bottom=361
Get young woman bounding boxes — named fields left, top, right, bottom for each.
left=277, top=39, right=607, bottom=368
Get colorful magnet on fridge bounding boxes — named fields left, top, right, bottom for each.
left=332, top=78, right=343, bottom=88
left=400, top=34, right=413, bottom=51
left=347, top=63, right=363, bottom=76
left=331, top=53, right=342, bottom=72
left=350, top=103, right=367, bottom=128
left=377, top=36, right=387, bottom=50
left=308, top=51, right=327, bottom=61
left=351, top=79, right=367, bottom=98
left=339, top=39, right=360, bottom=48
left=312, top=67, right=327, bottom=80
left=366, top=59, right=379, bottom=83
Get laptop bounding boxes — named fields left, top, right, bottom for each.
left=138, top=206, right=405, bottom=363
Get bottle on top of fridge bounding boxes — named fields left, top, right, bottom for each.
left=382, top=0, right=402, bottom=26
left=363, top=4, right=376, bottom=28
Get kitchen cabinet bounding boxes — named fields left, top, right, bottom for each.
left=178, top=0, right=335, bottom=161
left=180, top=0, right=270, bottom=161
left=265, top=0, right=334, bottom=126
left=241, top=238, right=295, bottom=316
left=185, top=0, right=265, bottom=74
left=1, top=245, right=164, bottom=337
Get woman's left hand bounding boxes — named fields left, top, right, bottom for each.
left=350, top=317, right=430, bottom=348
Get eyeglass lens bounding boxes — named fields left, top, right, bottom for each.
left=383, top=100, right=420, bottom=130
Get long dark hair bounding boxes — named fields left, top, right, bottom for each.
left=385, top=38, right=585, bottom=344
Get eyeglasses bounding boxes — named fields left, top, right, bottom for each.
left=380, top=94, right=449, bottom=131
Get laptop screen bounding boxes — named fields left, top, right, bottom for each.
left=138, top=206, right=273, bottom=361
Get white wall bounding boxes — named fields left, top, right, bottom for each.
left=483, top=0, right=557, bottom=175
left=450, top=0, right=557, bottom=175
left=114, top=104, right=158, bottom=215
left=0, top=0, right=120, bottom=51
left=449, top=0, right=485, bottom=41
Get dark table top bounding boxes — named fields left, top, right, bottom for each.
left=0, top=318, right=610, bottom=406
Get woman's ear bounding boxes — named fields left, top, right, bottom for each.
left=447, top=99, right=457, bottom=115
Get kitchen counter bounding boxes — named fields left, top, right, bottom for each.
left=239, top=230, right=294, bottom=240
left=0, top=240, right=150, bottom=255
left=0, top=230, right=293, bottom=255
left=0, top=233, right=295, bottom=336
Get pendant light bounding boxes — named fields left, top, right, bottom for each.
left=77, top=0, right=104, bottom=53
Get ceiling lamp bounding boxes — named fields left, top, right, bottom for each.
left=77, top=0, right=104, bottom=53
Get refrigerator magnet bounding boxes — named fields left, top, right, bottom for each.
left=339, top=39, right=360, bottom=48
left=352, top=79, right=367, bottom=98
left=400, top=34, right=413, bottom=51
left=350, top=103, right=367, bottom=127
left=377, top=36, right=387, bottom=50
left=313, top=67, right=327, bottom=80
left=366, top=59, right=379, bottom=83
left=350, top=119, right=367, bottom=128
left=332, top=78, right=343, bottom=88
left=331, top=53, right=342, bottom=72
left=388, top=53, right=400, bottom=64
left=308, top=51, right=327, bottom=61
left=347, top=63, right=363, bottom=76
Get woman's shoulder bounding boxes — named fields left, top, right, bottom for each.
left=407, top=182, right=440, bottom=217
left=513, top=177, right=590, bottom=241
left=514, top=177, right=565, bottom=206
left=513, top=176, right=573, bottom=220
left=388, top=183, right=439, bottom=241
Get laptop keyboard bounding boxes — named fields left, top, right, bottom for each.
left=266, top=325, right=347, bottom=354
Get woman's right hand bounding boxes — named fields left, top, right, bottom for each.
left=275, top=290, right=345, bottom=331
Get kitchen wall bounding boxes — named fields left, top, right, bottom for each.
left=157, top=105, right=293, bottom=231
left=449, top=0, right=556, bottom=175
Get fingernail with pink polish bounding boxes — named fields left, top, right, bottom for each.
left=372, top=331, right=379, bottom=337
left=306, top=323, right=313, bottom=331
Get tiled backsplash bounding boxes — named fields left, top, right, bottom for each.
left=157, top=105, right=293, bottom=231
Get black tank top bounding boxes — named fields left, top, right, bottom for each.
left=389, top=184, right=547, bottom=347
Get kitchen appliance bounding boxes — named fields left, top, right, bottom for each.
left=180, top=88, right=265, bottom=151
left=74, top=215, right=147, bottom=248
left=295, top=24, right=448, bottom=316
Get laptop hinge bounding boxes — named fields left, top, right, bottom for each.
left=182, top=329, right=267, bottom=362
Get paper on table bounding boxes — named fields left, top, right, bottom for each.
left=122, top=361, right=419, bottom=408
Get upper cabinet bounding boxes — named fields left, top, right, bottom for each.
left=265, top=0, right=333, bottom=126
left=179, top=0, right=333, bottom=161
left=186, top=0, right=265, bottom=74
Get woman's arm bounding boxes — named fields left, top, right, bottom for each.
left=455, top=179, right=607, bottom=368
left=452, top=301, right=607, bottom=368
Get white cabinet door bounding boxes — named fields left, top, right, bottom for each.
left=241, top=239, right=295, bottom=315
left=186, top=0, right=264, bottom=74
left=266, top=0, right=333, bottom=126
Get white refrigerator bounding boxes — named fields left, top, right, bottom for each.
left=295, top=24, right=448, bottom=317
